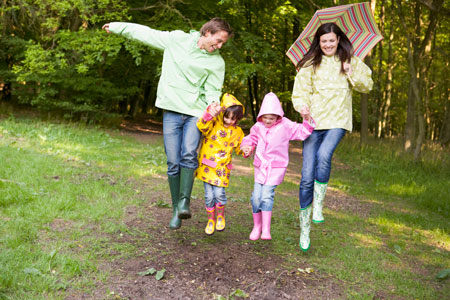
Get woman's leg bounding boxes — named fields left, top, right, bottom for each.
left=312, top=128, right=346, bottom=222
left=315, top=128, right=346, bottom=183
left=299, top=130, right=323, bottom=209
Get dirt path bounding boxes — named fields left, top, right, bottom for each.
left=66, top=117, right=366, bottom=300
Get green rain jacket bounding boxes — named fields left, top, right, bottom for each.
left=109, top=22, right=225, bottom=118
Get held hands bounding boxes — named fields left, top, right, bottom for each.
left=241, top=145, right=253, bottom=157
left=300, top=105, right=311, bottom=122
left=102, top=23, right=110, bottom=33
left=208, top=102, right=222, bottom=117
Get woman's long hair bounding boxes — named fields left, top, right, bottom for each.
left=296, top=23, right=353, bottom=74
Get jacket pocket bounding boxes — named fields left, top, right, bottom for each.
left=202, top=158, right=217, bottom=168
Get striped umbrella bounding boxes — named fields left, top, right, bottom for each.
left=286, top=2, right=383, bottom=66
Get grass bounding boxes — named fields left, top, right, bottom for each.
left=0, top=115, right=449, bottom=299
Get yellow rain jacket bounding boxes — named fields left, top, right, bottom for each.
left=195, top=94, right=245, bottom=187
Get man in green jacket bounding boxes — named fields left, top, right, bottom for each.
left=103, top=18, right=232, bottom=229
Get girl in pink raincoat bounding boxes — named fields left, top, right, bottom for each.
left=241, top=92, right=315, bottom=240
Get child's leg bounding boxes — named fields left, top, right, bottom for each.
left=204, top=182, right=216, bottom=235
left=260, top=185, right=277, bottom=240
left=249, top=183, right=263, bottom=240
left=214, top=186, right=227, bottom=231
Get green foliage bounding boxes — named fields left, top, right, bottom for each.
left=1, top=0, right=450, bottom=139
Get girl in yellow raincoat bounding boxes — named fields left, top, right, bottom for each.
left=196, top=93, right=245, bottom=235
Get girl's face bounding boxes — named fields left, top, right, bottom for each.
left=223, top=113, right=236, bottom=128
left=320, top=32, right=339, bottom=56
left=261, top=114, right=279, bottom=128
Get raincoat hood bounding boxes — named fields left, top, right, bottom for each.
left=217, top=93, right=245, bottom=126
left=257, top=92, right=284, bottom=122
left=221, top=93, right=244, bottom=112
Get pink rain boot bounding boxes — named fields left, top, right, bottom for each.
left=261, top=211, right=272, bottom=240
left=249, top=212, right=262, bottom=240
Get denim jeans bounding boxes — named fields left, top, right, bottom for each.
left=299, top=129, right=346, bottom=208
left=203, top=182, right=227, bottom=208
left=251, top=183, right=277, bottom=213
left=163, top=111, right=202, bottom=176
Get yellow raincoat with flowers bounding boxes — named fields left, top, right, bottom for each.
left=195, top=94, right=245, bottom=187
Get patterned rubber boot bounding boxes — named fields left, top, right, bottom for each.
left=261, top=211, right=272, bottom=240
left=249, top=212, right=262, bottom=240
left=312, top=180, right=327, bottom=223
left=299, top=205, right=312, bottom=252
left=215, top=204, right=226, bottom=231
left=168, top=174, right=181, bottom=230
left=205, top=206, right=216, bottom=235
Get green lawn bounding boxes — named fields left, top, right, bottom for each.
left=0, top=116, right=448, bottom=299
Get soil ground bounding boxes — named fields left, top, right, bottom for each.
left=65, top=117, right=370, bottom=300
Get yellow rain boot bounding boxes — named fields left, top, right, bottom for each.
left=205, top=206, right=216, bottom=235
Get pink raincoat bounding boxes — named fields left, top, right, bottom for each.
left=241, top=92, right=315, bottom=186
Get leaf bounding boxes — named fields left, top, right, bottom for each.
left=155, top=269, right=166, bottom=280
left=231, top=289, right=248, bottom=297
left=155, top=200, right=170, bottom=208
left=23, top=268, right=42, bottom=275
left=436, top=269, right=450, bottom=280
left=49, top=249, right=58, bottom=259
left=298, top=267, right=314, bottom=274
left=138, top=268, right=156, bottom=276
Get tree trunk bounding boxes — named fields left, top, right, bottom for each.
left=439, top=82, right=450, bottom=145
left=381, top=2, right=395, bottom=137
left=375, top=0, right=385, bottom=138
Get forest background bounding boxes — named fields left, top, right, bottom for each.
left=1, top=0, right=449, bottom=159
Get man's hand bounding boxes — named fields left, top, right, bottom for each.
left=102, top=23, right=110, bottom=33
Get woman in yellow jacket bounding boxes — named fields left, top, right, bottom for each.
left=292, top=23, right=373, bottom=252
left=196, top=93, right=245, bottom=235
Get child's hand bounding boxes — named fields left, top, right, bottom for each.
left=241, top=145, right=252, bottom=157
left=300, top=105, right=311, bottom=122
left=208, top=102, right=222, bottom=117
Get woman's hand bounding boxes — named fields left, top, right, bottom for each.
left=102, top=23, right=110, bottom=33
left=343, top=62, right=353, bottom=76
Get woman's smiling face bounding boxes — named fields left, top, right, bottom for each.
left=319, top=32, right=340, bottom=56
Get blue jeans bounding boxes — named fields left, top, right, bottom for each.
left=299, top=129, right=346, bottom=208
left=251, top=183, right=277, bottom=213
left=163, top=111, right=202, bottom=176
left=204, top=182, right=227, bottom=208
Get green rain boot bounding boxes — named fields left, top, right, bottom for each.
left=299, top=205, right=312, bottom=252
left=177, top=167, right=195, bottom=219
left=168, top=174, right=181, bottom=229
left=312, top=180, right=327, bottom=223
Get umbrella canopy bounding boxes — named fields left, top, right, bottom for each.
left=286, top=2, right=383, bottom=66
